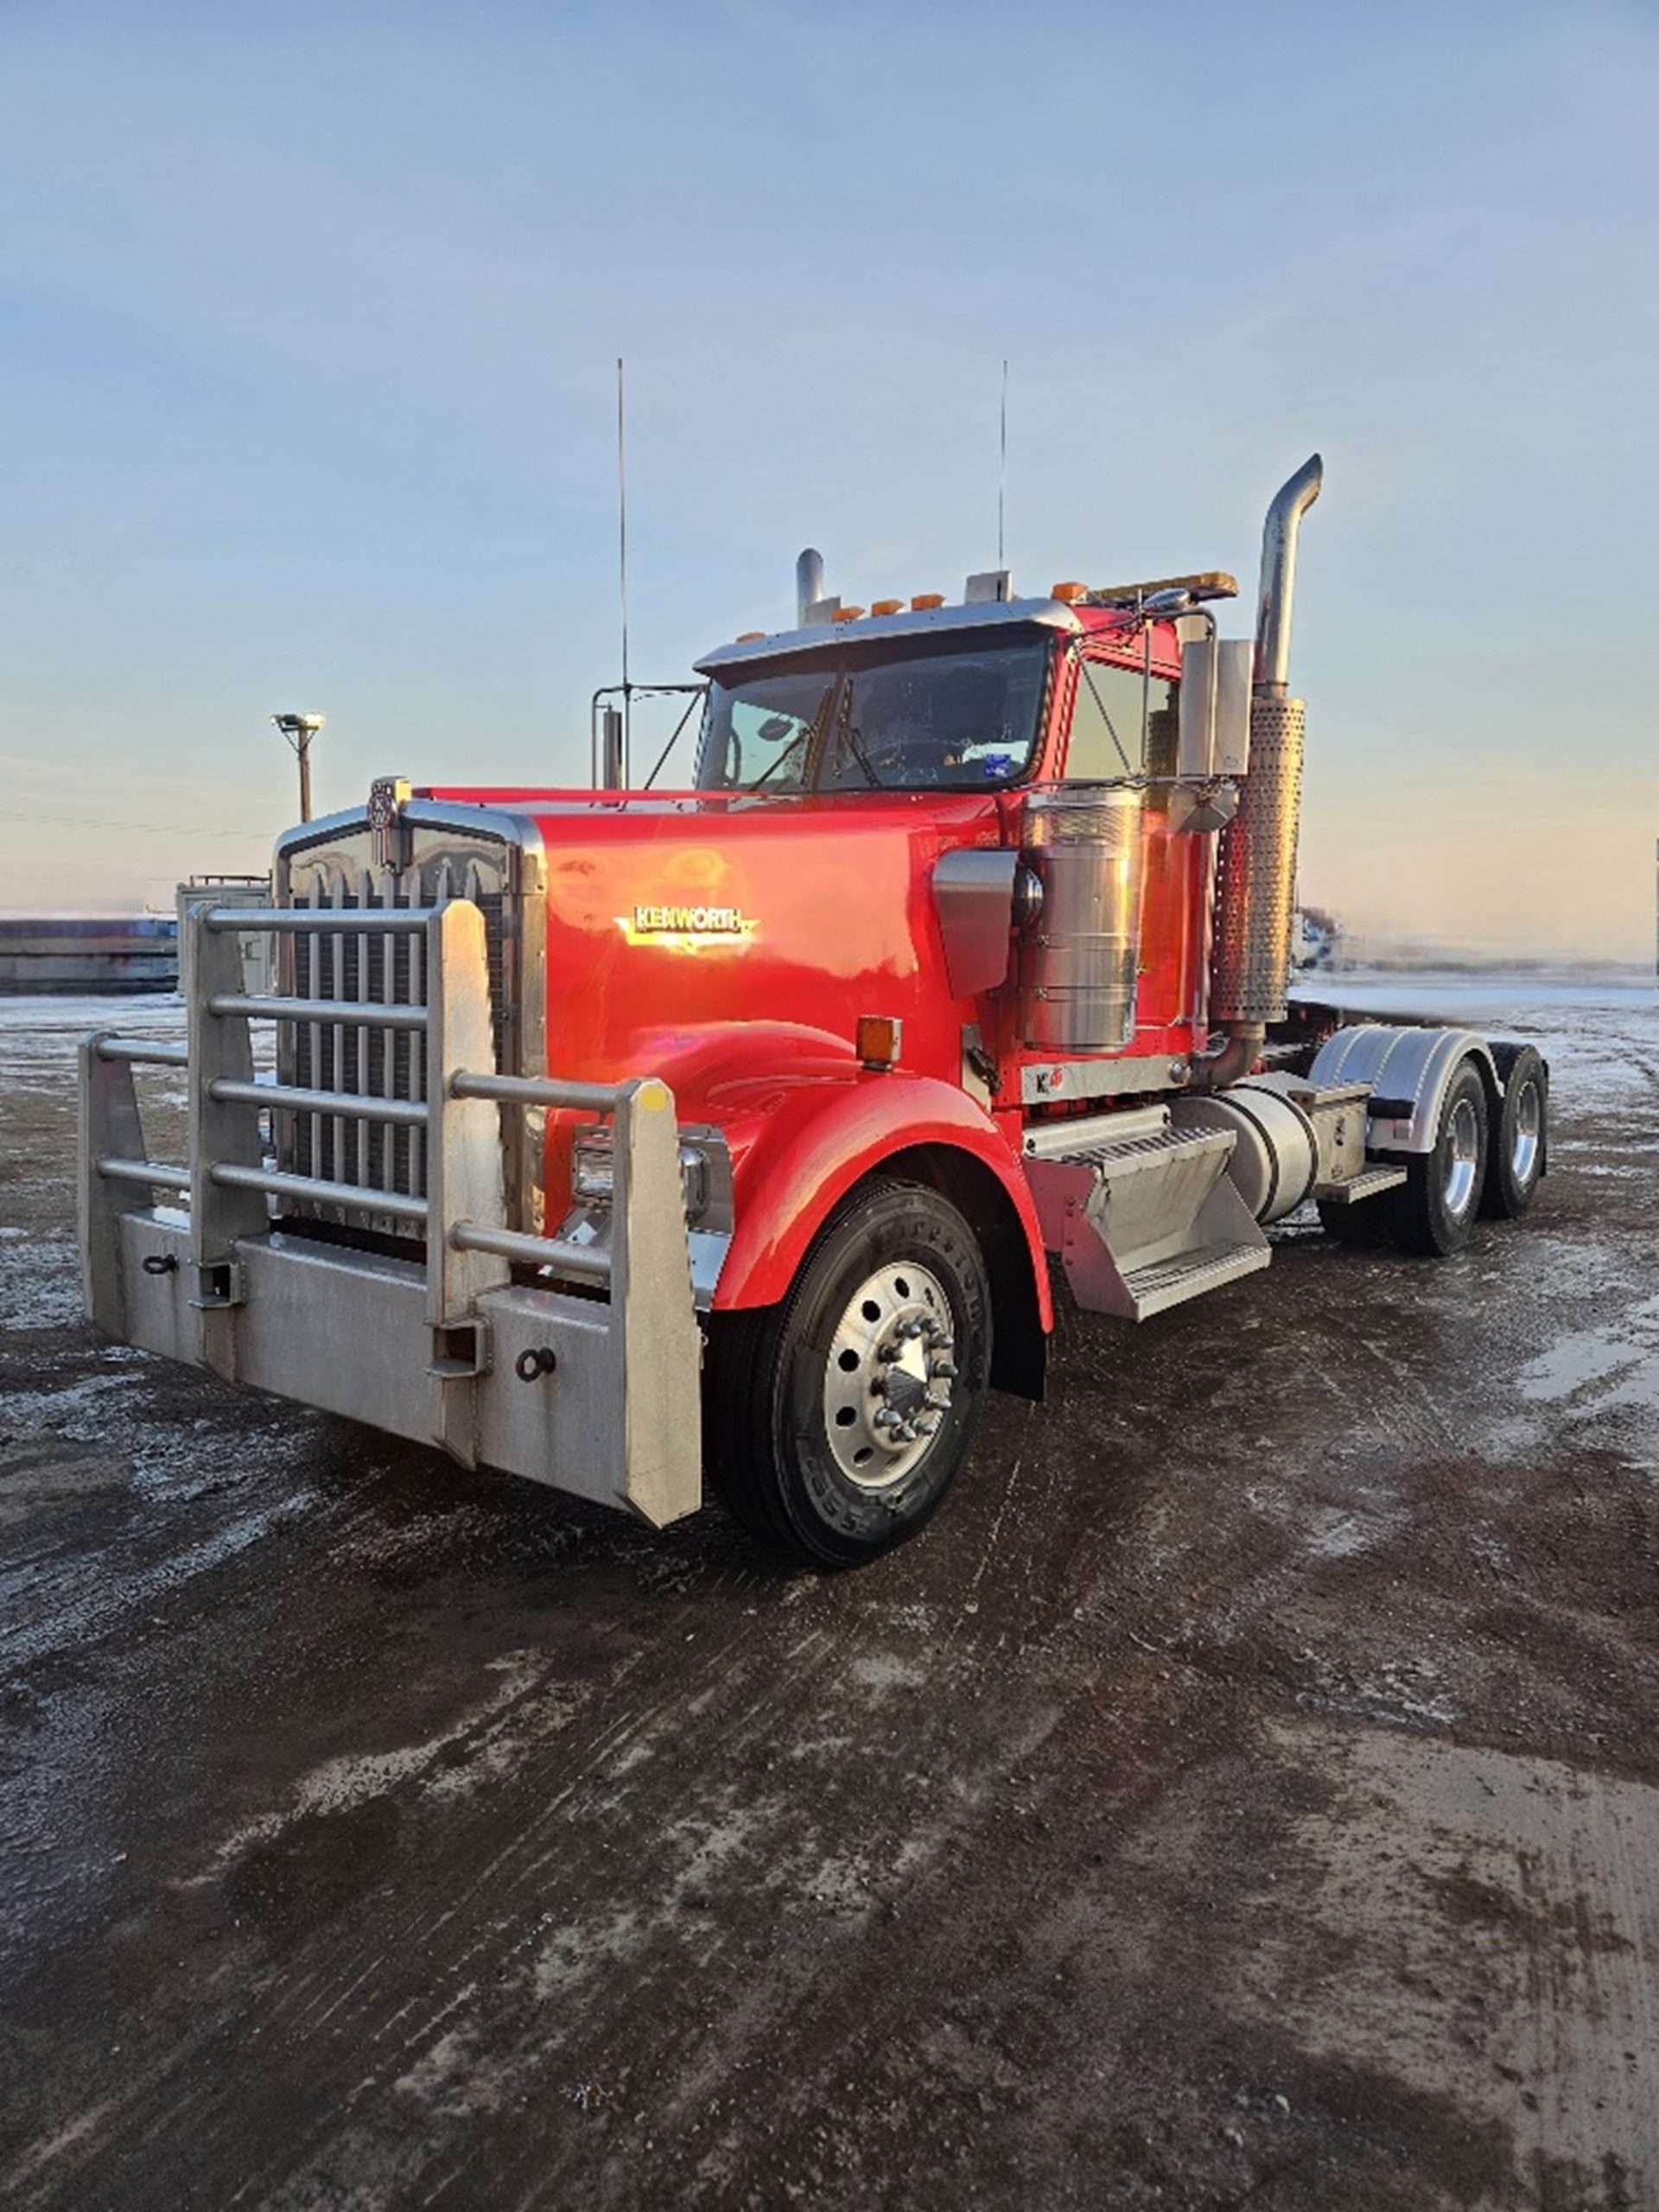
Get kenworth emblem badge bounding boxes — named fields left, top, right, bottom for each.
left=368, top=776, right=412, bottom=870
left=615, top=902, right=759, bottom=952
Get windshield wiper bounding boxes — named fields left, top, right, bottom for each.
left=836, top=717, right=882, bottom=787
left=742, top=681, right=837, bottom=794
left=743, top=735, right=808, bottom=795
left=827, top=685, right=883, bottom=788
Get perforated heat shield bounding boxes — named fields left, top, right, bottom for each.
left=1210, top=695, right=1305, bottom=1027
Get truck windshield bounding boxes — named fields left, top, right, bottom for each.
left=697, top=634, right=1050, bottom=793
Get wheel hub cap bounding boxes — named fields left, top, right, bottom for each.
left=1511, top=1082, right=1541, bottom=1184
left=822, top=1262, right=955, bottom=1489
left=1444, top=1095, right=1482, bottom=1218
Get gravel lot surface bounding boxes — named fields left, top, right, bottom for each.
left=3, top=975, right=1656, bottom=2210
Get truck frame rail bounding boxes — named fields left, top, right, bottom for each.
left=79, top=899, right=702, bottom=1526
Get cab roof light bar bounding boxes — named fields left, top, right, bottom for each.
left=1080, top=570, right=1239, bottom=608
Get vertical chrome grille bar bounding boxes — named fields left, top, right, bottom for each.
left=463, top=856, right=497, bottom=1209
left=408, top=903, right=424, bottom=1196
left=357, top=885, right=371, bottom=1194
left=421, top=860, right=451, bottom=1203
left=385, top=860, right=397, bottom=1193
left=330, top=904, right=346, bottom=1190
left=377, top=859, right=395, bottom=1196
left=399, top=860, right=418, bottom=1196
left=307, top=890, right=322, bottom=1190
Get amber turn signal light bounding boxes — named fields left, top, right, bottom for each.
left=856, top=1015, right=903, bottom=1071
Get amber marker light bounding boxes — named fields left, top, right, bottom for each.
left=734, top=630, right=766, bottom=641
left=1051, top=582, right=1087, bottom=602
left=910, top=593, right=944, bottom=610
left=869, top=598, right=904, bottom=616
left=832, top=606, right=866, bottom=622
left=856, top=1014, right=903, bottom=1071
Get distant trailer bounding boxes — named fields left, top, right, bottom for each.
left=176, top=876, right=276, bottom=999
left=0, top=916, right=179, bottom=995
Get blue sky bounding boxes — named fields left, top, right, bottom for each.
left=1, top=0, right=1656, bottom=955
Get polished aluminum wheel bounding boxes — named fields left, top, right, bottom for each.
left=1510, top=1079, right=1541, bottom=1185
left=821, top=1261, right=955, bottom=1489
left=1443, top=1093, right=1483, bottom=1219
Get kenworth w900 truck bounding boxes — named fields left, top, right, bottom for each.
left=79, top=458, right=1548, bottom=1563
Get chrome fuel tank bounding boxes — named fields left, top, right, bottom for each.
left=1018, top=786, right=1146, bottom=1052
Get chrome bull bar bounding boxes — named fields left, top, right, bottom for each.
left=78, top=899, right=702, bottom=1527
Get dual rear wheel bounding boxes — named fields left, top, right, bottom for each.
left=1319, top=1045, right=1548, bottom=1257
left=1480, top=1042, right=1548, bottom=1221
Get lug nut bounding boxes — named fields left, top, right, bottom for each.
left=929, top=1356, right=957, bottom=1379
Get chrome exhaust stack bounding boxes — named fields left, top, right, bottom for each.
left=1198, top=455, right=1323, bottom=1089
left=1253, top=453, right=1323, bottom=695
left=796, top=548, right=825, bottom=628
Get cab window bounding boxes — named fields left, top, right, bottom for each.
left=700, top=669, right=836, bottom=792
left=1065, top=657, right=1177, bottom=779
left=697, top=634, right=1049, bottom=792
left=820, top=642, right=1047, bottom=791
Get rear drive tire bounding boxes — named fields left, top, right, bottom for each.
left=703, top=1178, right=992, bottom=1567
left=1394, top=1059, right=1489, bottom=1256
left=1479, top=1043, right=1548, bottom=1220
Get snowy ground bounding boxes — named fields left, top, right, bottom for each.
left=3, top=976, right=1658, bottom=2211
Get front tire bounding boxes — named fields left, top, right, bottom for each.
left=704, top=1179, right=992, bottom=1567
left=1394, top=1059, right=1489, bottom=1256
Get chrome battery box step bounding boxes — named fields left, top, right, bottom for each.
left=1023, top=1109, right=1270, bottom=1321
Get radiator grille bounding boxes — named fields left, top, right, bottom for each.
left=277, top=851, right=514, bottom=1233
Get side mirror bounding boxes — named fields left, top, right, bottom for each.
left=1179, top=638, right=1253, bottom=778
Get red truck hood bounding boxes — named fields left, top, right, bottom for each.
left=423, top=786, right=1008, bottom=1121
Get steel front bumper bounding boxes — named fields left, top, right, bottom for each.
left=108, top=1211, right=699, bottom=1526
left=79, top=897, right=703, bottom=1529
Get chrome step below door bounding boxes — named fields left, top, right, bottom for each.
left=1024, top=1116, right=1271, bottom=1321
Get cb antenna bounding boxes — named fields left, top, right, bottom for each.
left=616, top=355, right=631, bottom=776
left=997, top=357, right=1008, bottom=573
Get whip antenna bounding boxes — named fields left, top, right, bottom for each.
left=616, top=355, right=631, bottom=774
left=997, top=358, right=1008, bottom=573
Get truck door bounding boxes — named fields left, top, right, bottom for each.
left=1061, top=651, right=1196, bottom=1040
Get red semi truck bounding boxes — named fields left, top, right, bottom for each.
left=79, top=458, right=1548, bottom=1563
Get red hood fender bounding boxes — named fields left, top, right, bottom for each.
left=703, top=1061, right=1050, bottom=1329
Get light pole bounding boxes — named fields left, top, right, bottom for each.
left=272, top=712, right=325, bottom=823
